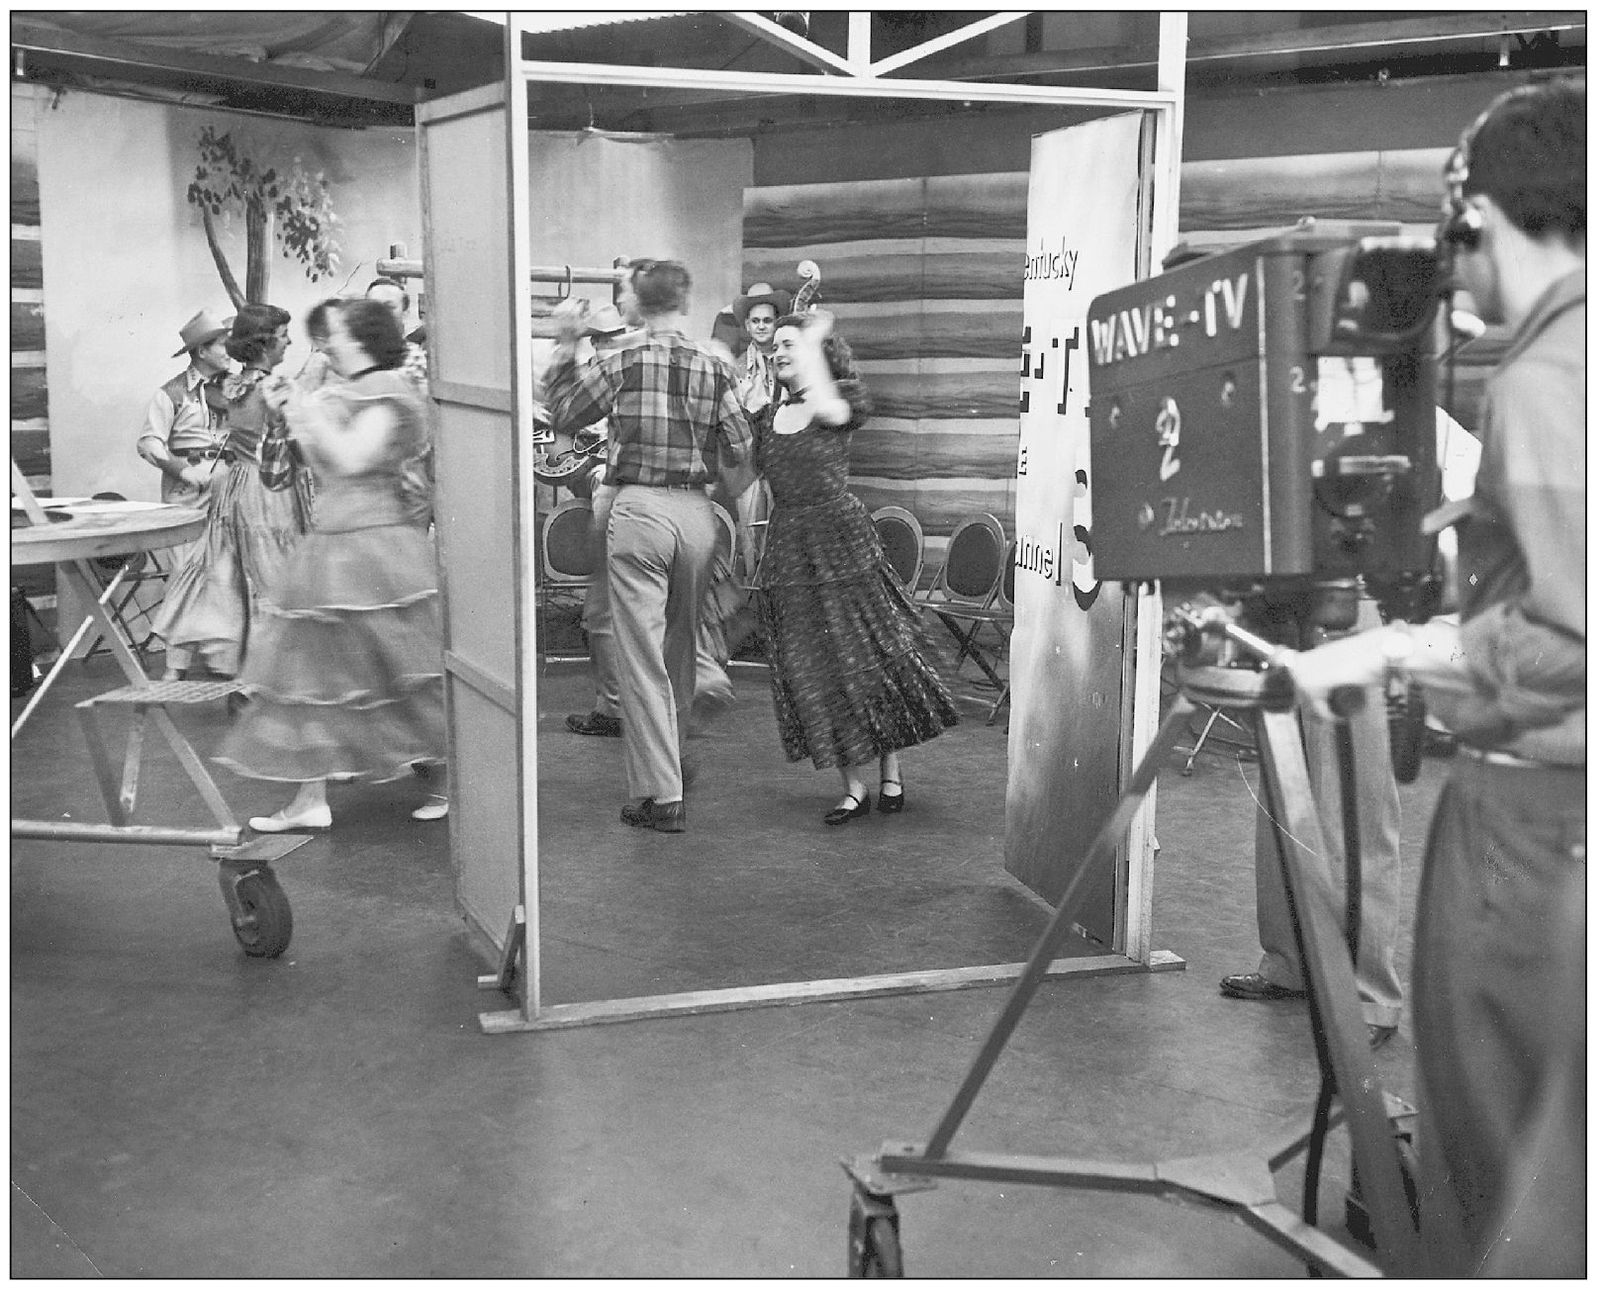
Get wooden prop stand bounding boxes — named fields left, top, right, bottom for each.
left=432, top=16, right=1186, bottom=1032
left=8, top=462, right=309, bottom=958
left=842, top=632, right=1422, bottom=1277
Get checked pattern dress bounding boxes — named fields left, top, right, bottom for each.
left=753, top=391, right=958, bottom=769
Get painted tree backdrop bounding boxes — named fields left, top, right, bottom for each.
left=186, top=125, right=342, bottom=307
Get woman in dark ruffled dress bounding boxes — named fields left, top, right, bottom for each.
left=154, top=304, right=309, bottom=678
left=216, top=299, right=447, bottom=830
left=752, top=311, right=958, bottom=825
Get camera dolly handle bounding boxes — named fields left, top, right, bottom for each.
left=1171, top=604, right=1367, bottom=717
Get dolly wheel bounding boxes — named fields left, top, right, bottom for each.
left=849, top=1194, right=904, bottom=1278
left=859, top=1217, right=903, bottom=1277
left=231, top=870, right=294, bottom=958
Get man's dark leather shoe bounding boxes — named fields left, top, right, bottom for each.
left=568, top=711, right=622, bottom=737
left=621, top=797, right=686, bottom=833
left=1220, top=972, right=1306, bottom=1001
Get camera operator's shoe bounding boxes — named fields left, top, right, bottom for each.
left=1220, top=972, right=1305, bottom=1001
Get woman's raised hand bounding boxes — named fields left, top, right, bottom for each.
left=799, top=308, right=835, bottom=344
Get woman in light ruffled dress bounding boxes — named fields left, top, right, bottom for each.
left=216, top=299, right=448, bottom=830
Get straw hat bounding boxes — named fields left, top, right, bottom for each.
left=172, top=308, right=231, bottom=357
left=730, top=283, right=791, bottom=322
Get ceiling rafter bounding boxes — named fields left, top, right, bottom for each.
left=868, top=12, right=1031, bottom=77
left=719, top=12, right=859, bottom=76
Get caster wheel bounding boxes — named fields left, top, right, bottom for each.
left=858, top=1216, right=903, bottom=1277
left=849, top=1194, right=903, bottom=1277
left=229, top=869, right=293, bottom=958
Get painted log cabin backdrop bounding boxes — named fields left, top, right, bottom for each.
left=12, top=83, right=53, bottom=615
left=740, top=144, right=1507, bottom=579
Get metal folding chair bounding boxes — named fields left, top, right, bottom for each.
left=871, top=505, right=925, bottom=595
left=81, top=493, right=176, bottom=665
left=919, top=513, right=1009, bottom=694
left=537, top=498, right=594, bottom=661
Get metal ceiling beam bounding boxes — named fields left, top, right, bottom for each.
left=720, top=12, right=860, bottom=76
left=868, top=12, right=1031, bottom=77
left=9, top=19, right=419, bottom=107
left=931, top=10, right=1587, bottom=81
left=848, top=13, right=872, bottom=70
left=514, top=55, right=1176, bottom=111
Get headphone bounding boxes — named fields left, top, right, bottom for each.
left=1438, top=109, right=1492, bottom=251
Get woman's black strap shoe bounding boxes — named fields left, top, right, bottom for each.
left=824, top=792, right=870, bottom=826
left=876, top=780, right=905, bottom=814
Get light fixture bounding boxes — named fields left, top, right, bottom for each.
left=1497, top=35, right=1511, bottom=68
left=774, top=12, right=809, bottom=38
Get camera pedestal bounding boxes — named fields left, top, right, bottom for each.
left=843, top=664, right=1422, bottom=1277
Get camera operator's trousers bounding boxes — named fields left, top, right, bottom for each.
left=1251, top=604, right=1404, bottom=1027
left=1412, top=756, right=1585, bottom=1276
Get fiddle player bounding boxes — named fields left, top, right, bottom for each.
left=1283, top=79, right=1584, bottom=1275
left=136, top=308, right=233, bottom=679
left=137, top=308, right=232, bottom=507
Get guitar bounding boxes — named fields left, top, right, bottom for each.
left=533, top=422, right=608, bottom=487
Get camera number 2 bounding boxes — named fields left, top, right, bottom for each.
left=1155, top=397, right=1182, bottom=481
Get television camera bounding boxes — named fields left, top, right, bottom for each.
left=1088, top=222, right=1451, bottom=663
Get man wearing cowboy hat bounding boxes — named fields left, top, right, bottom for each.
left=729, top=282, right=791, bottom=413
left=136, top=308, right=234, bottom=507
left=136, top=308, right=234, bottom=678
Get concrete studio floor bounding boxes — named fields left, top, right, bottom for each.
left=9, top=646, right=1446, bottom=1278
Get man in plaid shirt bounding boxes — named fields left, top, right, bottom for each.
left=545, top=259, right=753, bottom=834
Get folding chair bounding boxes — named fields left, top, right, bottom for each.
left=933, top=539, right=1014, bottom=724
left=538, top=498, right=595, bottom=661
left=919, top=512, right=1009, bottom=694
left=81, top=493, right=175, bottom=665
left=871, top=505, right=925, bottom=595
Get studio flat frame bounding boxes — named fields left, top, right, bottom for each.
left=435, top=12, right=1187, bottom=1033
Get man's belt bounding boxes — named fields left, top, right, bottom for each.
left=184, top=447, right=235, bottom=465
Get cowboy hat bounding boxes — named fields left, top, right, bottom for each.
left=730, top=283, right=791, bottom=322
left=172, top=308, right=231, bottom=357
left=584, top=302, right=629, bottom=337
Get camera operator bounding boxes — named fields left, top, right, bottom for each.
left=1283, top=79, right=1584, bottom=1275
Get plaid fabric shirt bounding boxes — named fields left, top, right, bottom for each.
left=545, top=329, right=752, bottom=489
